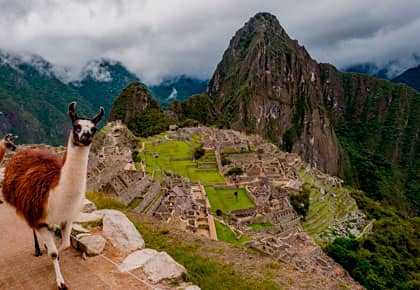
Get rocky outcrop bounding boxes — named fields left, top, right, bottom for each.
left=98, top=209, right=145, bottom=253
left=119, top=249, right=186, bottom=283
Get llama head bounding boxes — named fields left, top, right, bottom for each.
left=2, top=133, right=18, bottom=151
left=68, top=102, right=104, bottom=146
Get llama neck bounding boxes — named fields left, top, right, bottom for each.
left=59, top=134, right=90, bottom=195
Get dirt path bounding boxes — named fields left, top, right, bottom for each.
left=0, top=198, right=152, bottom=290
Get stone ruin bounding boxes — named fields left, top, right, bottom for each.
left=152, top=173, right=217, bottom=240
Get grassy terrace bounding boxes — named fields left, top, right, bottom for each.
left=205, top=187, right=255, bottom=213
left=214, top=220, right=250, bottom=246
left=139, top=136, right=224, bottom=184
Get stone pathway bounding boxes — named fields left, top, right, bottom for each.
left=0, top=199, right=152, bottom=290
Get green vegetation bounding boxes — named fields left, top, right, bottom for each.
left=129, top=215, right=280, bottom=290
left=289, top=184, right=310, bottom=219
left=205, top=187, right=255, bottom=213
left=139, top=138, right=224, bottom=184
left=0, top=59, right=95, bottom=144
left=214, top=220, right=250, bottom=246
left=85, top=191, right=126, bottom=210
left=226, top=167, right=244, bottom=176
left=249, top=222, right=273, bottom=230
left=325, top=190, right=420, bottom=290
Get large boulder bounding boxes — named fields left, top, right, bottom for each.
left=118, top=249, right=159, bottom=272
left=143, top=252, right=186, bottom=282
left=119, top=249, right=186, bottom=282
left=98, top=209, right=145, bottom=253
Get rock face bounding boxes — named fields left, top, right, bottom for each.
left=119, top=249, right=186, bottom=283
left=195, top=13, right=342, bottom=176
left=179, top=12, right=419, bottom=215
left=99, top=209, right=145, bottom=253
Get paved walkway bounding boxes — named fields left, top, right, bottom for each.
left=0, top=198, right=152, bottom=290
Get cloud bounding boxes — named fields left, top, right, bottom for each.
left=1, top=0, right=420, bottom=83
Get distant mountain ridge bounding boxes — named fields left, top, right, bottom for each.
left=393, top=64, right=420, bottom=92
left=69, top=59, right=139, bottom=120
left=149, top=76, right=208, bottom=107
left=0, top=50, right=94, bottom=145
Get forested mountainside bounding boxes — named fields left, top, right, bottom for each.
left=0, top=51, right=93, bottom=145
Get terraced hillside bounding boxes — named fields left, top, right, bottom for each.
left=299, top=168, right=366, bottom=244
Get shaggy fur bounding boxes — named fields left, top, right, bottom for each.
left=2, top=149, right=63, bottom=228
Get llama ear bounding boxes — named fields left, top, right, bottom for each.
left=92, top=106, right=105, bottom=124
left=68, top=102, right=78, bottom=122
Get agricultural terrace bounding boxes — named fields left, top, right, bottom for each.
left=205, top=187, right=255, bottom=213
left=138, top=134, right=225, bottom=184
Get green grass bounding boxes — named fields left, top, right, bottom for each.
left=128, top=197, right=143, bottom=209
left=205, top=187, right=255, bottom=213
left=85, top=191, right=126, bottom=210
left=128, top=215, right=280, bottom=290
left=214, top=220, right=250, bottom=246
left=140, top=139, right=224, bottom=184
left=249, top=222, right=274, bottom=230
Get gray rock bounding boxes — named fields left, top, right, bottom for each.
left=74, top=212, right=104, bottom=223
left=98, top=209, right=145, bottom=253
left=72, top=223, right=90, bottom=233
left=118, top=248, right=159, bottom=272
left=143, top=251, right=185, bottom=282
left=79, top=235, right=106, bottom=256
left=82, top=198, right=97, bottom=213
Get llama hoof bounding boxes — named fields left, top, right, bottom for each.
left=0, top=199, right=3, bottom=204
left=58, top=282, right=68, bottom=290
left=34, top=250, right=42, bottom=257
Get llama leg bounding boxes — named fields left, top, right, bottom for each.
left=37, top=228, right=67, bottom=290
left=58, top=221, right=71, bottom=253
left=33, top=230, right=42, bottom=257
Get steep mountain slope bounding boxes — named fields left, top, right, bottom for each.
left=0, top=50, right=94, bottom=145
left=393, top=64, right=420, bottom=92
left=180, top=12, right=419, bottom=216
left=70, top=59, right=139, bottom=118
left=149, top=76, right=208, bottom=107
left=109, top=81, right=173, bottom=137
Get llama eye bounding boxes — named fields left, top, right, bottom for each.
left=74, top=125, right=81, bottom=132
left=91, top=127, right=97, bottom=133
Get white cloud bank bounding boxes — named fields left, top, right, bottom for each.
left=1, top=0, right=420, bottom=83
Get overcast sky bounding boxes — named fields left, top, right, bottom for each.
left=1, top=0, right=420, bottom=84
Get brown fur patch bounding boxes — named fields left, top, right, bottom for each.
left=2, top=149, right=63, bottom=228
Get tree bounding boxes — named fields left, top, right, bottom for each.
left=193, top=144, right=205, bottom=167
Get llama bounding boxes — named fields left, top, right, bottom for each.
left=0, top=133, right=17, bottom=164
left=2, top=102, right=104, bottom=290
left=0, top=133, right=17, bottom=204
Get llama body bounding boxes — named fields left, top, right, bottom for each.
left=2, top=103, right=103, bottom=290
